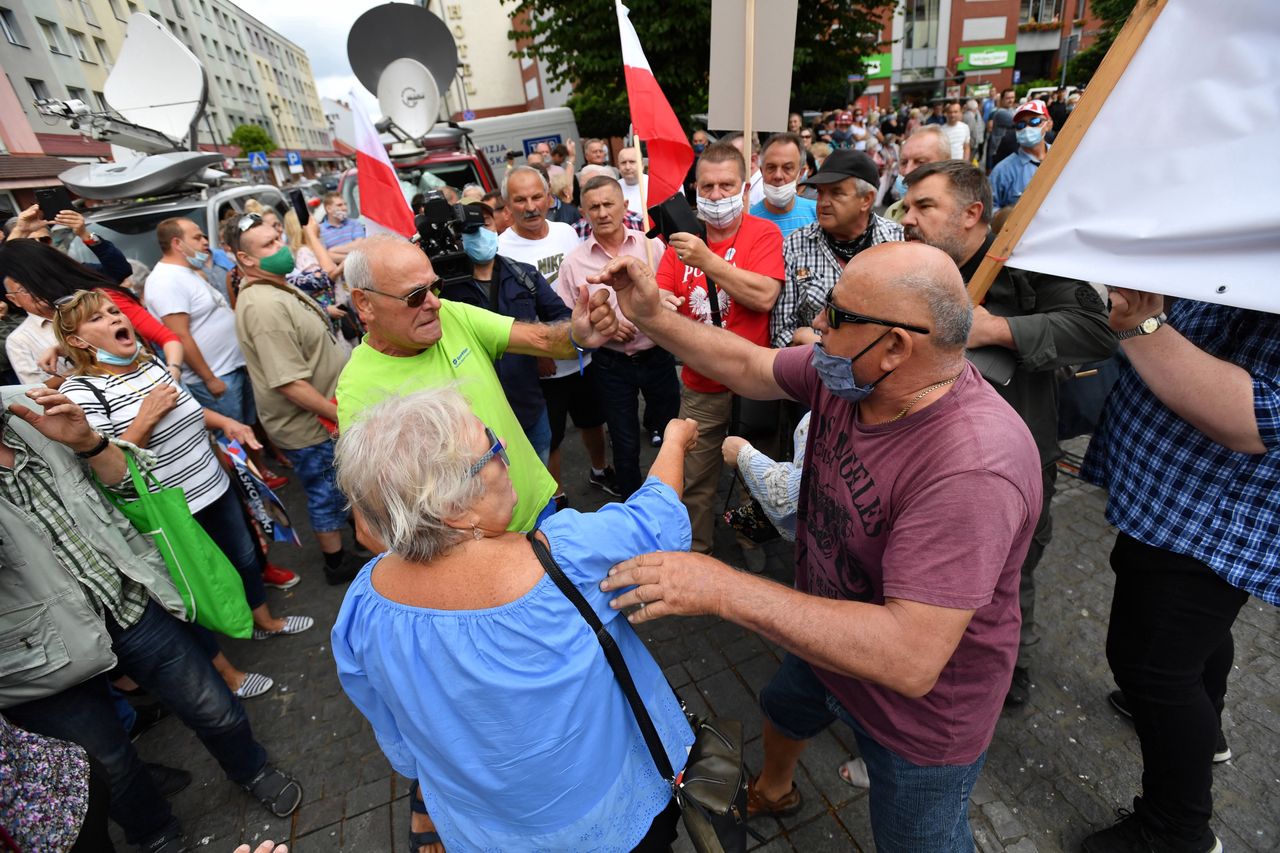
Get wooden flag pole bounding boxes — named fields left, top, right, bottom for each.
left=742, top=0, right=755, bottom=168
left=967, top=0, right=1169, bottom=304
left=633, top=134, right=656, bottom=269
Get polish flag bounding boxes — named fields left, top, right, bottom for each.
left=349, top=95, right=415, bottom=238
left=616, top=1, right=694, bottom=208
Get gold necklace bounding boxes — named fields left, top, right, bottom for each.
left=888, top=372, right=963, bottom=422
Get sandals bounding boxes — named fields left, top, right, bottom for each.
left=407, top=779, right=443, bottom=851
left=252, top=615, right=315, bottom=640
left=243, top=764, right=303, bottom=817
left=746, top=774, right=803, bottom=818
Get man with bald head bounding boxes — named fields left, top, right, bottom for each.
left=334, top=234, right=620, bottom=532
left=590, top=241, right=1042, bottom=849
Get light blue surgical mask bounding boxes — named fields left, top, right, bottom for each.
left=893, top=173, right=908, bottom=199
left=463, top=227, right=499, bottom=263
left=1016, top=127, right=1043, bottom=148
left=97, top=340, right=141, bottom=366
left=810, top=333, right=894, bottom=403
left=185, top=250, right=210, bottom=270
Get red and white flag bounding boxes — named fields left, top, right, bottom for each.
left=349, top=95, right=415, bottom=238
left=616, top=1, right=694, bottom=208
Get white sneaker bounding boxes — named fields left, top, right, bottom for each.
left=838, top=756, right=870, bottom=789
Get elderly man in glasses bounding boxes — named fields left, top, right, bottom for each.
left=989, top=100, right=1053, bottom=210
left=590, top=240, right=1043, bottom=850
left=228, top=212, right=363, bottom=584
left=335, top=233, right=620, bottom=537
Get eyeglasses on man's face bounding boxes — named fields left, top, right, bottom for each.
left=823, top=288, right=931, bottom=336
left=361, top=279, right=441, bottom=309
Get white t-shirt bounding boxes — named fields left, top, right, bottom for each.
left=942, top=122, right=972, bottom=160
left=621, top=175, right=647, bottom=215
left=497, top=221, right=586, bottom=379
left=144, top=262, right=245, bottom=384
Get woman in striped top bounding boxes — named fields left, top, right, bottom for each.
left=53, top=291, right=314, bottom=695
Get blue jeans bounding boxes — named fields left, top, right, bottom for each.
left=759, top=653, right=986, bottom=852
left=187, top=366, right=256, bottom=425
left=592, top=347, right=681, bottom=498
left=524, top=407, right=552, bottom=466
left=194, top=485, right=267, bottom=611
left=5, top=601, right=267, bottom=847
left=282, top=439, right=348, bottom=534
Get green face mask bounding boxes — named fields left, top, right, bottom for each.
left=257, top=245, right=295, bottom=276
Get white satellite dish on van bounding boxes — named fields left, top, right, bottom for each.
left=104, top=13, right=206, bottom=147
left=377, top=58, right=439, bottom=139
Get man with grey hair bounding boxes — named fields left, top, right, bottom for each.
left=590, top=240, right=1043, bottom=848
left=884, top=124, right=952, bottom=223
left=336, top=234, right=620, bottom=533
left=770, top=149, right=902, bottom=349
left=901, top=159, right=1117, bottom=706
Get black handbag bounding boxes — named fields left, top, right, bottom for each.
left=722, top=474, right=781, bottom=545
left=527, top=533, right=753, bottom=853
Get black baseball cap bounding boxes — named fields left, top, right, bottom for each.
left=800, top=149, right=880, bottom=188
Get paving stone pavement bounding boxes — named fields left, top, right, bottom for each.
left=114, top=434, right=1278, bottom=852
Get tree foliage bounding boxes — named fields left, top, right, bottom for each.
left=1065, top=0, right=1136, bottom=86
left=228, top=124, right=277, bottom=157
left=508, top=0, right=897, bottom=138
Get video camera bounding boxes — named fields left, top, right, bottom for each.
left=414, top=191, right=486, bottom=289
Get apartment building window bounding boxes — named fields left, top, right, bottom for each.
left=93, top=90, right=108, bottom=111
left=94, top=36, right=111, bottom=65
left=1, top=7, right=27, bottom=46
left=68, top=29, right=92, bottom=61
left=174, top=0, right=184, bottom=20
left=78, top=1, right=99, bottom=27
left=27, top=78, right=51, bottom=101
left=107, top=0, right=125, bottom=21
left=1021, top=0, right=1065, bottom=24
left=67, top=86, right=87, bottom=104
left=39, top=18, right=68, bottom=54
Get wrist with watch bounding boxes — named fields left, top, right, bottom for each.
left=74, top=431, right=111, bottom=458
left=1117, top=312, right=1167, bottom=340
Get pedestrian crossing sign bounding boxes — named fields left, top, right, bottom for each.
left=249, top=151, right=269, bottom=171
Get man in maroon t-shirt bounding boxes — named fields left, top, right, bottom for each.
left=655, top=141, right=784, bottom=553
left=595, top=241, right=1041, bottom=849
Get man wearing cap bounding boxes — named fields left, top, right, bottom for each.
left=829, top=112, right=856, bottom=150
left=438, top=200, right=571, bottom=464
left=771, top=150, right=903, bottom=349
left=989, top=100, right=1053, bottom=210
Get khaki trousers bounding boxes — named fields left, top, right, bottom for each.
left=678, top=386, right=734, bottom=553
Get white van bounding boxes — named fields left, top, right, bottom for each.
left=461, top=107, right=583, bottom=173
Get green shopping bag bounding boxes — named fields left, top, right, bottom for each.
left=101, top=453, right=254, bottom=639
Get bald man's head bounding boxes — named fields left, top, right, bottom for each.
left=838, top=242, right=971, bottom=353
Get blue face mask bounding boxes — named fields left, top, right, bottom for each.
left=893, top=173, right=908, bottom=199
left=463, top=227, right=499, bottom=263
left=185, top=250, right=210, bottom=270
left=692, top=143, right=706, bottom=154
left=810, top=332, right=894, bottom=403
left=1015, top=127, right=1043, bottom=148
left=97, top=340, right=141, bottom=366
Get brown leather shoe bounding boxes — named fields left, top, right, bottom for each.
left=746, top=774, right=803, bottom=818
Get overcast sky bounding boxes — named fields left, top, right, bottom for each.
left=233, top=0, right=387, bottom=112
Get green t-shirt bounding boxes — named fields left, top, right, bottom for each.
left=336, top=299, right=557, bottom=532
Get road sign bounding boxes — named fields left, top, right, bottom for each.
left=462, top=109, right=475, bottom=121
left=248, top=151, right=269, bottom=171
left=286, top=151, right=303, bottom=174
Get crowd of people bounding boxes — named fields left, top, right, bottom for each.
left=0, top=81, right=1274, bottom=853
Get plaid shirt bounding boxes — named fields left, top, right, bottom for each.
left=771, top=215, right=903, bottom=347
left=1081, top=300, right=1280, bottom=605
left=0, top=422, right=150, bottom=627
left=573, top=209, right=646, bottom=241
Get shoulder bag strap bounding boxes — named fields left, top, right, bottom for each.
left=526, top=531, right=676, bottom=783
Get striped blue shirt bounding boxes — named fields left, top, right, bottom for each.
left=1081, top=300, right=1280, bottom=604
left=319, top=217, right=367, bottom=249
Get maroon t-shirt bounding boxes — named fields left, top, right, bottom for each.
left=773, top=346, right=1042, bottom=765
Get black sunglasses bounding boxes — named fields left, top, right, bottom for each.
left=1013, top=116, right=1046, bottom=130
left=824, top=288, right=930, bottom=335
left=362, top=280, right=441, bottom=309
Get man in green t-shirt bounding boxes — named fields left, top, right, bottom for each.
left=337, top=235, right=620, bottom=533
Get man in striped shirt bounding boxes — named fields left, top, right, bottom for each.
left=318, top=193, right=366, bottom=263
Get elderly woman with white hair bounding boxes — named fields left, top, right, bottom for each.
left=331, top=387, right=701, bottom=852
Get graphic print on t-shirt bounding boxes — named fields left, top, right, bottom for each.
left=681, top=246, right=737, bottom=326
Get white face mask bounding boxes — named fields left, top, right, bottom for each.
left=696, top=187, right=745, bottom=228
left=762, top=180, right=797, bottom=208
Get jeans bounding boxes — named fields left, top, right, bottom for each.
left=194, top=486, right=267, bottom=610
left=187, top=365, right=256, bottom=426
left=5, top=600, right=267, bottom=846
left=1016, top=463, right=1057, bottom=671
left=1105, top=534, right=1248, bottom=840
left=593, top=347, right=681, bottom=498
left=760, top=653, right=985, bottom=852
left=524, top=408, right=552, bottom=466
left=282, top=438, right=348, bottom=534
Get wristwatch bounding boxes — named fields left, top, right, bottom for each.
left=1117, top=312, right=1167, bottom=340
left=75, top=431, right=110, bottom=459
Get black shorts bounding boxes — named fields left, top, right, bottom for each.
left=542, top=363, right=606, bottom=450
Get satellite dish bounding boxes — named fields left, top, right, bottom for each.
left=104, top=13, right=206, bottom=146
left=348, top=4, right=457, bottom=98
left=377, top=58, right=440, bottom=138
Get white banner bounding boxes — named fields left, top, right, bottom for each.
left=1007, top=0, right=1280, bottom=313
